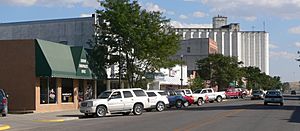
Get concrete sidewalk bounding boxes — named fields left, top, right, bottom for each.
left=0, top=110, right=83, bottom=130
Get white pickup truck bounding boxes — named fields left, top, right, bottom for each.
left=193, top=88, right=226, bottom=105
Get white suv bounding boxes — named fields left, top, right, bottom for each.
left=145, top=90, right=169, bottom=112
left=80, top=88, right=150, bottom=117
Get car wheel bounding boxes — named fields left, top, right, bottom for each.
left=197, top=98, right=203, bottom=106
left=95, top=106, right=107, bottom=117
left=133, top=104, right=143, bottom=115
left=183, top=101, right=189, bottom=107
left=175, top=100, right=183, bottom=108
left=2, top=113, right=6, bottom=117
left=241, top=94, right=245, bottom=99
left=156, top=102, right=165, bottom=112
left=280, top=103, right=284, bottom=106
left=122, top=112, right=131, bottom=116
left=216, top=96, right=222, bottom=103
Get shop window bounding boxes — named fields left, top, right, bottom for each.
left=78, top=80, right=84, bottom=102
left=62, top=79, right=74, bottom=103
left=187, top=47, right=191, bottom=53
left=40, top=78, right=57, bottom=104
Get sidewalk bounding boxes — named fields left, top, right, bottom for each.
left=0, top=110, right=83, bottom=130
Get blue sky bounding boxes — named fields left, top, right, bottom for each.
left=1, top=0, right=300, bottom=82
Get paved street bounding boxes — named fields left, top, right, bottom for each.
left=1, top=95, right=299, bottom=131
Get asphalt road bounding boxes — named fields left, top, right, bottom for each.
left=4, top=95, right=300, bottom=131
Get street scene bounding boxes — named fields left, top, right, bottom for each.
left=0, top=95, right=299, bottom=131
left=1, top=0, right=300, bottom=131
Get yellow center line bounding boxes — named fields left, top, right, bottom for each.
left=0, top=125, right=10, bottom=131
left=33, top=119, right=65, bottom=123
left=174, top=109, right=245, bottom=131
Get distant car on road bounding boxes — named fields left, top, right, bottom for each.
left=264, top=90, right=284, bottom=106
left=165, top=90, right=189, bottom=108
left=291, top=90, right=296, bottom=95
left=251, top=90, right=265, bottom=100
left=0, top=89, right=8, bottom=117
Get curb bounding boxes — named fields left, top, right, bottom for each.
left=0, top=125, right=10, bottom=131
left=33, top=117, right=79, bottom=123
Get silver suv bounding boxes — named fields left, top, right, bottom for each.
left=80, top=88, right=150, bottom=117
left=0, top=89, right=8, bottom=117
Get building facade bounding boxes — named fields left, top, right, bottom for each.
left=0, top=39, right=96, bottom=112
left=174, top=16, right=269, bottom=75
left=0, top=17, right=95, bottom=48
left=172, top=38, right=217, bottom=75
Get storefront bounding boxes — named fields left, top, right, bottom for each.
left=0, top=39, right=96, bottom=113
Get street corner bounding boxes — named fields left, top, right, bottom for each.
left=33, top=117, right=79, bottom=123
left=0, top=124, right=10, bottom=131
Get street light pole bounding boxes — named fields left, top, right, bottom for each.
left=180, top=54, right=183, bottom=89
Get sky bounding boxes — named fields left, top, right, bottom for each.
left=1, top=0, right=300, bottom=82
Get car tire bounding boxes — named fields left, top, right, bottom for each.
left=2, top=113, right=6, bottom=117
left=95, top=106, right=107, bottom=117
left=175, top=100, right=183, bottom=108
left=133, top=104, right=143, bottom=115
left=156, top=102, right=165, bottom=112
left=122, top=112, right=131, bottom=116
left=197, top=98, right=203, bottom=106
left=241, top=94, right=246, bottom=99
left=183, top=101, right=189, bottom=107
left=216, top=96, right=222, bottom=103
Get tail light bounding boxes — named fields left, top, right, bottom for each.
left=2, top=98, right=7, bottom=105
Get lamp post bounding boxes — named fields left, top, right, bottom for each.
left=180, top=54, right=183, bottom=89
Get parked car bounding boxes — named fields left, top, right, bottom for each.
left=264, top=90, right=284, bottom=106
left=291, top=90, right=296, bottom=95
left=193, top=88, right=226, bottom=103
left=251, top=90, right=265, bottom=100
left=80, top=88, right=151, bottom=117
left=0, top=89, right=8, bottom=117
left=225, top=87, right=245, bottom=99
left=146, top=90, right=169, bottom=112
left=165, top=90, right=189, bottom=108
left=175, top=90, right=194, bottom=106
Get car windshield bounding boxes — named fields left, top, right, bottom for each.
left=252, top=90, right=262, bottom=94
left=97, top=91, right=112, bottom=99
left=266, top=91, right=281, bottom=96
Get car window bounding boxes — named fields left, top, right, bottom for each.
left=186, top=90, right=192, bottom=94
left=0, top=91, right=3, bottom=97
left=98, top=91, right=112, bottom=99
left=194, top=90, right=201, bottom=93
left=146, top=92, right=157, bottom=97
left=123, top=91, right=133, bottom=98
left=110, top=91, right=122, bottom=99
left=208, top=89, right=212, bottom=93
left=133, top=90, right=147, bottom=97
left=201, top=90, right=207, bottom=94
left=158, top=92, right=167, bottom=96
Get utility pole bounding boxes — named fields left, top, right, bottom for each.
left=180, top=54, right=183, bottom=89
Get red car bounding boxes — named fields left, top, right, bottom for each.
left=225, top=87, right=245, bottom=99
left=175, top=90, right=194, bottom=106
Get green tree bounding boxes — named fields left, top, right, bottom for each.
left=189, top=76, right=205, bottom=91
left=89, top=0, right=180, bottom=88
left=196, top=54, right=243, bottom=90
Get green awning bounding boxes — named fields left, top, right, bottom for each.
left=71, top=46, right=93, bottom=79
left=35, top=39, right=77, bottom=78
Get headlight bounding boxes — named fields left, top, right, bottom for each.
left=87, top=101, right=93, bottom=107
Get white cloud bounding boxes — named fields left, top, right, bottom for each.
left=193, top=11, right=206, bottom=18
left=269, top=44, right=278, bottom=49
left=170, top=21, right=212, bottom=28
left=294, top=42, right=300, bottom=48
left=198, top=0, right=300, bottom=20
left=80, top=13, right=93, bottom=17
left=0, top=0, right=98, bottom=8
left=144, top=2, right=166, bottom=12
left=270, top=51, right=297, bottom=60
left=289, top=26, right=300, bottom=34
left=179, top=14, right=188, bottom=19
